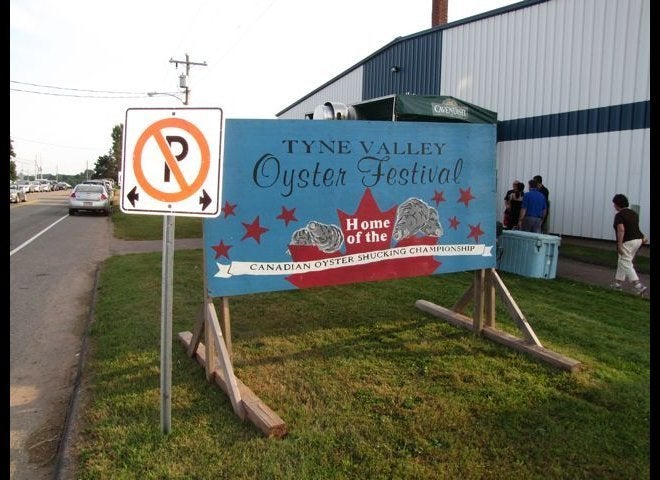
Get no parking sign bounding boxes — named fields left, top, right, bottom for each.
left=121, top=107, right=223, bottom=217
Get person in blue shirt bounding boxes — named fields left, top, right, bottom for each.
left=533, top=175, right=550, bottom=232
left=517, top=178, right=548, bottom=233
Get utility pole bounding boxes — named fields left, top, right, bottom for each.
left=169, top=53, right=207, bottom=105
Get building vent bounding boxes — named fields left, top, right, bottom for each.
left=312, top=102, right=360, bottom=120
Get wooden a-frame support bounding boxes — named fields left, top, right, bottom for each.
left=415, top=268, right=582, bottom=373
left=178, top=296, right=287, bottom=438
left=178, top=267, right=578, bottom=439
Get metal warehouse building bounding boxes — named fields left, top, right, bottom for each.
left=276, top=0, right=650, bottom=243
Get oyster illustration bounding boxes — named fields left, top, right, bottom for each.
left=392, top=197, right=443, bottom=241
left=289, top=221, right=344, bottom=253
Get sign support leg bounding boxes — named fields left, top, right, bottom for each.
left=415, top=268, right=582, bottom=372
left=160, top=214, right=175, bottom=434
left=221, top=297, right=232, bottom=359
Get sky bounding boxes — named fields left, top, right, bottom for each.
left=10, top=0, right=519, bottom=177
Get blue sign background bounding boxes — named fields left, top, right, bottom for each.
left=204, top=119, right=496, bottom=297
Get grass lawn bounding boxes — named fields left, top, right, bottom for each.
left=73, top=209, right=650, bottom=479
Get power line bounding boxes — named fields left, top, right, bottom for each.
left=10, top=88, right=148, bottom=99
left=10, top=80, right=149, bottom=95
left=11, top=136, right=101, bottom=151
left=10, top=80, right=181, bottom=99
left=198, top=0, right=278, bottom=85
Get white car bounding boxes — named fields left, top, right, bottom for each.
left=82, top=179, right=114, bottom=205
left=10, top=186, right=27, bottom=203
left=68, top=183, right=112, bottom=216
left=14, top=180, right=31, bottom=195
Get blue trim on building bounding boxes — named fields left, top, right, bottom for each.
left=497, top=101, right=650, bottom=141
left=362, top=31, right=442, bottom=100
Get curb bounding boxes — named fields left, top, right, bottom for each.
left=53, top=265, right=102, bottom=479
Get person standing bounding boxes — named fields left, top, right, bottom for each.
left=610, top=194, right=648, bottom=295
left=517, top=178, right=547, bottom=233
left=503, top=181, right=516, bottom=228
left=533, top=175, right=549, bottom=233
left=509, top=181, right=524, bottom=229
left=503, top=180, right=524, bottom=229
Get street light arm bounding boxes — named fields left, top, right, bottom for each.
left=147, top=91, right=185, bottom=104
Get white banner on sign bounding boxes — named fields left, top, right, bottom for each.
left=215, top=244, right=493, bottom=278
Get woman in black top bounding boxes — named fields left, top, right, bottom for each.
left=503, top=181, right=524, bottom=229
left=610, top=193, right=647, bottom=295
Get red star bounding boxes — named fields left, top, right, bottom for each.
left=211, top=240, right=232, bottom=259
left=276, top=206, right=298, bottom=226
left=457, top=187, right=475, bottom=207
left=448, top=216, right=460, bottom=230
left=241, top=216, right=269, bottom=244
left=222, top=201, right=237, bottom=218
left=467, top=223, right=484, bottom=243
left=431, top=190, right=445, bottom=206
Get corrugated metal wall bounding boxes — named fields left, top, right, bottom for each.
left=276, top=0, right=650, bottom=242
left=362, top=31, right=442, bottom=99
left=496, top=128, right=649, bottom=239
left=442, top=0, right=649, bottom=117
left=440, top=0, right=649, bottom=241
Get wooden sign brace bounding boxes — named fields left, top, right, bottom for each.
left=179, top=267, right=578, bottom=439
left=178, top=226, right=287, bottom=438
left=415, top=268, right=582, bottom=373
left=178, top=296, right=288, bottom=438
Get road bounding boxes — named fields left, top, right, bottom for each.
left=10, top=190, right=112, bottom=480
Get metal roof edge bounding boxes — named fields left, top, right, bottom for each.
left=275, top=0, right=549, bottom=117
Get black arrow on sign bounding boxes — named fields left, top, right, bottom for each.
left=127, top=186, right=140, bottom=207
left=199, top=190, right=212, bottom=211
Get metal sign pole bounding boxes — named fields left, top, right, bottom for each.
left=160, top=214, right=175, bottom=433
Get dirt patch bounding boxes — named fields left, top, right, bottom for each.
left=25, top=416, right=63, bottom=468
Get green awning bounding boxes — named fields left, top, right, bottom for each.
left=351, top=94, right=497, bottom=124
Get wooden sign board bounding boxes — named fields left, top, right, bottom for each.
left=204, top=119, right=497, bottom=297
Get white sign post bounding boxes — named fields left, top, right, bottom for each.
left=121, top=107, right=223, bottom=434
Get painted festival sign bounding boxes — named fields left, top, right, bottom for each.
left=204, top=119, right=496, bottom=297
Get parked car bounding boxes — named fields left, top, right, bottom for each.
left=14, top=180, right=31, bottom=194
left=10, top=186, right=27, bottom=203
left=68, top=184, right=111, bottom=215
left=82, top=179, right=114, bottom=205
